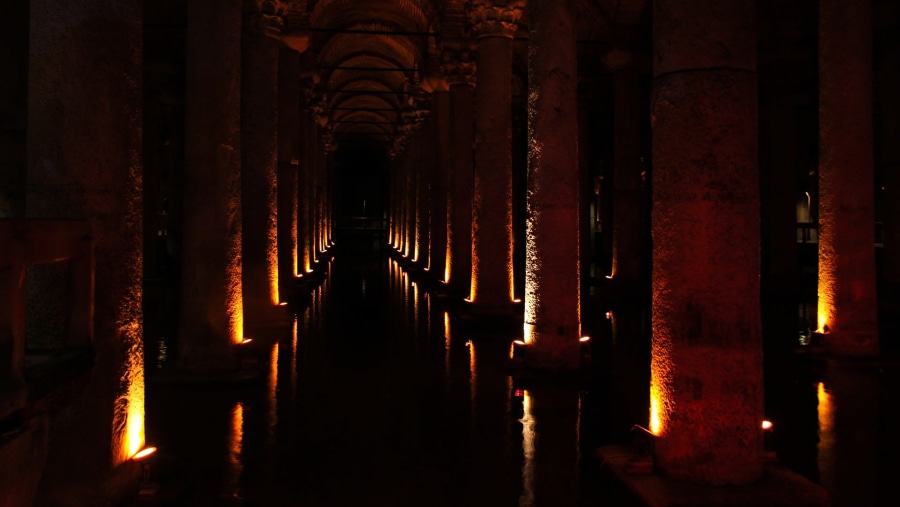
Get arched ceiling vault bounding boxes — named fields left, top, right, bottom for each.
left=298, top=0, right=650, bottom=148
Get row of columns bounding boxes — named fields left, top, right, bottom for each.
left=179, top=0, right=333, bottom=375
left=385, top=0, right=883, bottom=487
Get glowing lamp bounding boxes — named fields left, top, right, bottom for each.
left=239, top=338, right=253, bottom=345
left=605, top=275, right=613, bottom=279
left=512, top=298, right=522, bottom=303
left=579, top=336, right=591, bottom=343
left=278, top=302, right=288, bottom=306
left=761, top=420, right=773, bottom=430
left=132, top=447, right=157, bottom=461
left=605, top=311, right=613, bottom=320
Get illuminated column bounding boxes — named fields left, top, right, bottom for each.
left=405, top=138, right=418, bottom=258
left=651, top=0, right=762, bottom=485
left=324, top=140, right=337, bottom=248
left=817, top=0, right=879, bottom=356
left=178, top=0, right=246, bottom=371
left=416, top=121, right=432, bottom=265
left=523, top=0, right=581, bottom=370
left=297, top=93, right=312, bottom=275
left=444, top=51, right=476, bottom=297
left=468, top=0, right=523, bottom=312
left=277, top=47, right=300, bottom=293
left=605, top=49, right=643, bottom=288
left=429, top=89, right=451, bottom=279
left=241, top=4, right=283, bottom=325
left=27, top=0, right=144, bottom=490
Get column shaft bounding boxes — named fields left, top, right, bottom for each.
left=472, top=35, right=514, bottom=310
left=27, top=0, right=145, bottom=492
left=0, top=0, right=27, bottom=218
left=447, top=83, right=474, bottom=296
left=242, top=11, right=282, bottom=324
left=178, top=0, right=243, bottom=371
left=277, top=47, right=300, bottom=294
left=430, top=91, right=450, bottom=279
left=817, top=0, right=879, bottom=355
left=524, top=0, right=581, bottom=370
left=651, top=0, right=763, bottom=485
left=611, top=65, right=643, bottom=286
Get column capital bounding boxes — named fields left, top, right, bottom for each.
left=467, top=0, right=524, bottom=39
left=282, top=8, right=310, bottom=53
left=442, top=49, right=477, bottom=87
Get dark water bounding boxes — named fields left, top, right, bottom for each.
left=140, top=236, right=900, bottom=506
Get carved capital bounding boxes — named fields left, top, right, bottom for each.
left=245, top=1, right=284, bottom=39
left=442, top=49, right=477, bottom=87
left=467, top=0, right=524, bottom=39
left=282, top=9, right=310, bottom=53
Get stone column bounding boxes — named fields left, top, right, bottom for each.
left=242, top=4, right=284, bottom=327
left=416, top=121, right=432, bottom=265
left=468, top=0, right=523, bottom=312
left=277, top=47, right=300, bottom=295
left=405, top=137, right=418, bottom=259
left=0, top=0, right=27, bottom=218
left=178, top=0, right=244, bottom=372
left=445, top=52, right=476, bottom=297
left=817, top=0, right=879, bottom=356
left=297, top=90, right=312, bottom=276
left=651, top=0, right=763, bottom=485
left=27, top=0, right=145, bottom=497
left=522, top=0, right=581, bottom=370
left=429, top=90, right=451, bottom=279
left=605, top=51, right=643, bottom=291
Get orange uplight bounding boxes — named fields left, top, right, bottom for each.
left=761, top=420, right=773, bottom=430
left=817, top=260, right=835, bottom=333
left=132, top=446, right=157, bottom=460
left=444, top=248, right=451, bottom=283
left=649, top=384, right=663, bottom=435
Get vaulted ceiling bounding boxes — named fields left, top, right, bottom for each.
left=280, top=0, right=650, bottom=147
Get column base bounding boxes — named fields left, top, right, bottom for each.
left=596, top=445, right=828, bottom=507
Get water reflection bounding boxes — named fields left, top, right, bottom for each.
left=143, top=238, right=900, bottom=506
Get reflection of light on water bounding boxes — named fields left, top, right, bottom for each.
left=467, top=340, right=476, bottom=424
left=817, top=381, right=834, bottom=490
left=156, top=339, right=167, bottom=369
left=444, top=312, right=451, bottom=381
left=519, top=390, right=535, bottom=507
left=230, top=402, right=244, bottom=497
left=291, top=317, right=298, bottom=400
left=269, top=343, right=279, bottom=436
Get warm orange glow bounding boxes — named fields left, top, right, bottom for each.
left=817, top=259, right=835, bottom=332
left=649, top=384, right=663, bottom=435
left=762, top=420, right=773, bottom=430
left=269, top=245, right=280, bottom=307
left=291, top=317, right=298, bottom=397
left=817, top=381, right=834, bottom=487
left=269, top=343, right=279, bottom=436
left=132, top=446, right=157, bottom=460
left=229, top=401, right=244, bottom=493
left=230, top=291, right=244, bottom=345
left=444, top=247, right=451, bottom=283
left=523, top=323, right=535, bottom=344
left=444, top=311, right=451, bottom=380
left=520, top=390, right=535, bottom=506
left=115, top=318, right=146, bottom=466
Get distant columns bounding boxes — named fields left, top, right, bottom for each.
left=522, top=0, right=581, bottom=370
left=651, top=0, right=763, bottom=485
left=817, top=0, right=879, bottom=356
left=468, top=0, right=523, bottom=313
left=241, top=6, right=284, bottom=328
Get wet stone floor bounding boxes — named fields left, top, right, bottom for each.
left=136, top=237, right=900, bottom=506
